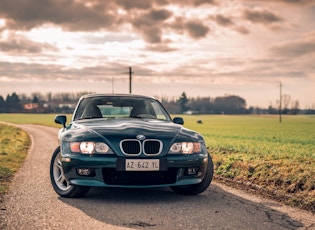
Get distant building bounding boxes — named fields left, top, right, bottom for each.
left=24, top=103, right=39, bottom=110
left=184, top=110, right=199, bottom=115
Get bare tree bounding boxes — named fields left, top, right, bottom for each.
left=282, top=94, right=291, bottom=114
left=291, top=100, right=300, bottom=115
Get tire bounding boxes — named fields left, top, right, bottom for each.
left=170, top=153, right=213, bottom=195
left=50, top=146, right=90, bottom=198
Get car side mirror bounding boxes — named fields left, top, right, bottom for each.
left=55, top=115, right=67, bottom=128
left=173, top=117, right=184, bottom=125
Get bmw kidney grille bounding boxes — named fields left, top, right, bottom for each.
left=120, top=139, right=162, bottom=156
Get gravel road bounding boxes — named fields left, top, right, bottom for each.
left=0, top=124, right=314, bottom=229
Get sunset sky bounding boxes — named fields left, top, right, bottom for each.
left=0, top=0, right=315, bottom=108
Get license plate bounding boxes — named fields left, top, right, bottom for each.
left=125, top=159, right=160, bottom=171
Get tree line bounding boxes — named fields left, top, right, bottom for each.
left=0, top=91, right=314, bottom=114
left=161, top=92, right=314, bottom=115
left=0, top=92, right=90, bottom=113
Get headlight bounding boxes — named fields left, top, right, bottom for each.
left=80, top=142, right=95, bottom=154
left=95, top=142, right=110, bottom=153
left=70, top=142, right=113, bottom=154
left=169, top=142, right=201, bottom=154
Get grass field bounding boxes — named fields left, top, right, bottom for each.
left=0, top=114, right=61, bottom=128
left=0, top=114, right=314, bottom=212
left=0, top=123, right=30, bottom=194
left=182, top=114, right=315, bottom=212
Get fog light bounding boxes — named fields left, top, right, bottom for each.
left=187, top=168, right=198, bottom=175
left=77, top=168, right=92, bottom=176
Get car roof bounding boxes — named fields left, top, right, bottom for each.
left=80, top=94, right=156, bottom=100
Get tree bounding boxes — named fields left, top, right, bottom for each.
left=188, top=97, right=213, bottom=114
left=267, top=105, right=277, bottom=114
left=0, top=96, right=6, bottom=112
left=6, top=93, right=22, bottom=113
left=32, top=95, right=39, bottom=104
left=291, top=100, right=300, bottom=115
left=282, top=94, right=291, bottom=114
left=213, top=95, right=247, bottom=114
left=177, top=92, right=189, bottom=113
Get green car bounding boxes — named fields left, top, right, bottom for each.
left=50, top=94, right=213, bottom=197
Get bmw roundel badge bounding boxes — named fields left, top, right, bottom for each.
left=136, top=134, right=146, bottom=140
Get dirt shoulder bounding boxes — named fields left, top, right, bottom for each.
left=214, top=175, right=315, bottom=214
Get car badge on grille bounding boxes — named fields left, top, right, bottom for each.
left=136, top=134, right=146, bottom=140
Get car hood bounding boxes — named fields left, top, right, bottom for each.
left=60, top=118, right=204, bottom=156
left=62, top=118, right=203, bottom=141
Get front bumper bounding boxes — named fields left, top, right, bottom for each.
left=61, top=153, right=209, bottom=188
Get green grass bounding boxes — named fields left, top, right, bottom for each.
left=0, top=114, right=65, bottom=128
left=0, top=114, right=314, bottom=212
left=0, top=124, right=31, bottom=195
left=180, top=115, right=315, bottom=212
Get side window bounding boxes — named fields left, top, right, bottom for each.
left=151, top=101, right=168, bottom=120
left=73, top=99, right=89, bottom=120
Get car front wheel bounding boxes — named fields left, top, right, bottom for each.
left=170, top=153, right=213, bottom=195
left=50, top=146, right=90, bottom=198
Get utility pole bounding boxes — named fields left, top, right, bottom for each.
left=112, top=77, right=114, bottom=93
left=279, top=81, right=282, bottom=123
left=128, top=67, right=133, bottom=94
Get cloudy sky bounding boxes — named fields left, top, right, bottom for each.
left=0, top=0, right=315, bottom=108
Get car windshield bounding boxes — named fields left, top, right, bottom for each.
left=73, top=96, right=171, bottom=121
